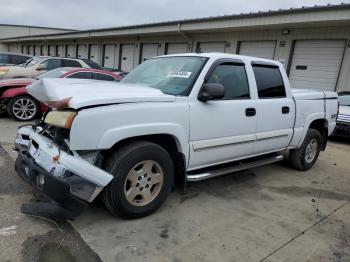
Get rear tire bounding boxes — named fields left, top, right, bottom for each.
left=102, top=141, right=174, bottom=219
left=7, top=95, right=39, bottom=121
left=289, top=128, right=321, bottom=171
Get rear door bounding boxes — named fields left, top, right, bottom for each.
left=251, top=63, right=295, bottom=154
left=189, top=59, right=257, bottom=169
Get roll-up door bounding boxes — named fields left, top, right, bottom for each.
left=103, top=44, right=116, bottom=68
left=289, top=40, right=346, bottom=91
left=198, top=42, right=226, bottom=53
left=140, top=43, right=159, bottom=62
left=22, top=45, right=28, bottom=54
left=238, top=41, right=276, bottom=59
left=28, top=45, right=34, bottom=55
left=77, top=45, right=88, bottom=59
left=41, top=45, right=48, bottom=56
left=166, top=43, right=188, bottom=54
left=57, top=45, right=65, bottom=57
left=120, top=44, right=135, bottom=72
left=89, top=45, right=100, bottom=64
left=34, top=45, right=40, bottom=56
left=48, top=45, right=56, bottom=56
left=9, top=44, right=21, bottom=53
left=66, top=45, right=76, bottom=58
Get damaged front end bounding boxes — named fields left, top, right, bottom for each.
left=14, top=120, right=113, bottom=220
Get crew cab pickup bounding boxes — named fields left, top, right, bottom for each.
left=14, top=53, right=338, bottom=219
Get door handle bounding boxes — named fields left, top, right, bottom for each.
left=245, top=108, right=256, bottom=117
left=282, top=106, right=290, bottom=114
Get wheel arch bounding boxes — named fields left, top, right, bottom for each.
left=298, top=117, right=328, bottom=151
left=102, top=134, right=187, bottom=191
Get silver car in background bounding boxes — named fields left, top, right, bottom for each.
left=334, top=92, right=350, bottom=137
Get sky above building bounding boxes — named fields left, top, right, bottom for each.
left=0, top=0, right=347, bottom=30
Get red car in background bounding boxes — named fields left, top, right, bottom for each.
left=0, top=67, right=123, bottom=121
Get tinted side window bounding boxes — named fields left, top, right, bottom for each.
left=207, top=63, right=250, bottom=99
left=253, top=65, right=286, bottom=98
left=10, top=55, right=30, bottom=65
left=66, top=72, right=93, bottom=79
left=0, top=54, right=9, bottom=64
left=94, top=73, right=115, bottom=81
left=41, top=59, right=62, bottom=70
left=62, top=59, right=82, bottom=67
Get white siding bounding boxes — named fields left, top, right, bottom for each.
left=166, top=43, right=188, bottom=54
left=89, top=44, right=100, bottom=64
left=120, top=44, right=135, bottom=72
left=77, top=44, right=88, bottom=59
left=103, top=44, right=116, bottom=68
left=66, top=45, right=76, bottom=58
left=57, top=45, right=65, bottom=57
left=198, top=42, right=226, bottom=53
left=141, top=43, right=159, bottom=62
left=239, top=41, right=276, bottom=59
left=289, top=40, right=346, bottom=91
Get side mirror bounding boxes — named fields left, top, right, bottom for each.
left=35, top=64, right=46, bottom=70
left=198, top=83, right=225, bottom=101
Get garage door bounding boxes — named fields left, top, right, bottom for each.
left=289, top=40, right=346, bottom=91
left=48, top=45, right=56, bottom=56
left=103, top=44, right=116, bottom=68
left=120, top=44, right=135, bottom=72
left=66, top=45, right=76, bottom=58
left=9, top=44, right=21, bottom=53
left=22, top=45, right=28, bottom=54
left=89, top=45, right=101, bottom=64
left=57, top=45, right=65, bottom=57
left=77, top=45, right=88, bottom=59
left=238, top=41, right=276, bottom=59
left=41, top=45, right=48, bottom=56
left=166, top=43, right=188, bottom=54
left=28, top=46, right=34, bottom=55
left=198, top=42, right=226, bottom=53
left=34, top=45, right=40, bottom=56
left=141, top=44, right=159, bottom=62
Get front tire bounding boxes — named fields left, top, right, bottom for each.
left=289, top=128, right=321, bottom=171
left=7, top=95, right=39, bottom=121
left=102, top=141, right=174, bottom=219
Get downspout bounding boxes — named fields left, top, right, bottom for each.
left=177, top=23, right=194, bottom=52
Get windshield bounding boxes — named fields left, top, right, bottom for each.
left=121, top=56, right=207, bottom=95
left=36, top=68, right=70, bottom=79
left=23, top=57, right=44, bottom=68
left=339, top=94, right=350, bottom=106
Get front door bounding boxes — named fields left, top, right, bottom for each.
left=189, top=60, right=257, bottom=170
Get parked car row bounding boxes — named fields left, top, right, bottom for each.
left=0, top=54, right=125, bottom=121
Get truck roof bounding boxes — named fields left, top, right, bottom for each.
left=157, top=52, right=283, bottom=67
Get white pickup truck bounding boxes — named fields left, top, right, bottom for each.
left=14, top=53, right=338, bottom=219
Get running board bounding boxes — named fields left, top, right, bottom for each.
left=186, top=154, right=283, bottom=182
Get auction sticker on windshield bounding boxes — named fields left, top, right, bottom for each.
left=167, top=71, right=192, bottom=78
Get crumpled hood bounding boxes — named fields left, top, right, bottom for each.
left=26, top=78, right=176, bottom=109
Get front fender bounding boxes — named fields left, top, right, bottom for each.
left=98, top=123, right=189, bottom=162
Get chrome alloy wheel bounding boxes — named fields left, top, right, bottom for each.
left=12, top=98, right=37, bottom=120
left=305, top=138, right=318, bottom=164
left=124, top=160, right=164, bottom=206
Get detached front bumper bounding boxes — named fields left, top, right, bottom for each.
left=14, top=126, right=113, bottom=219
